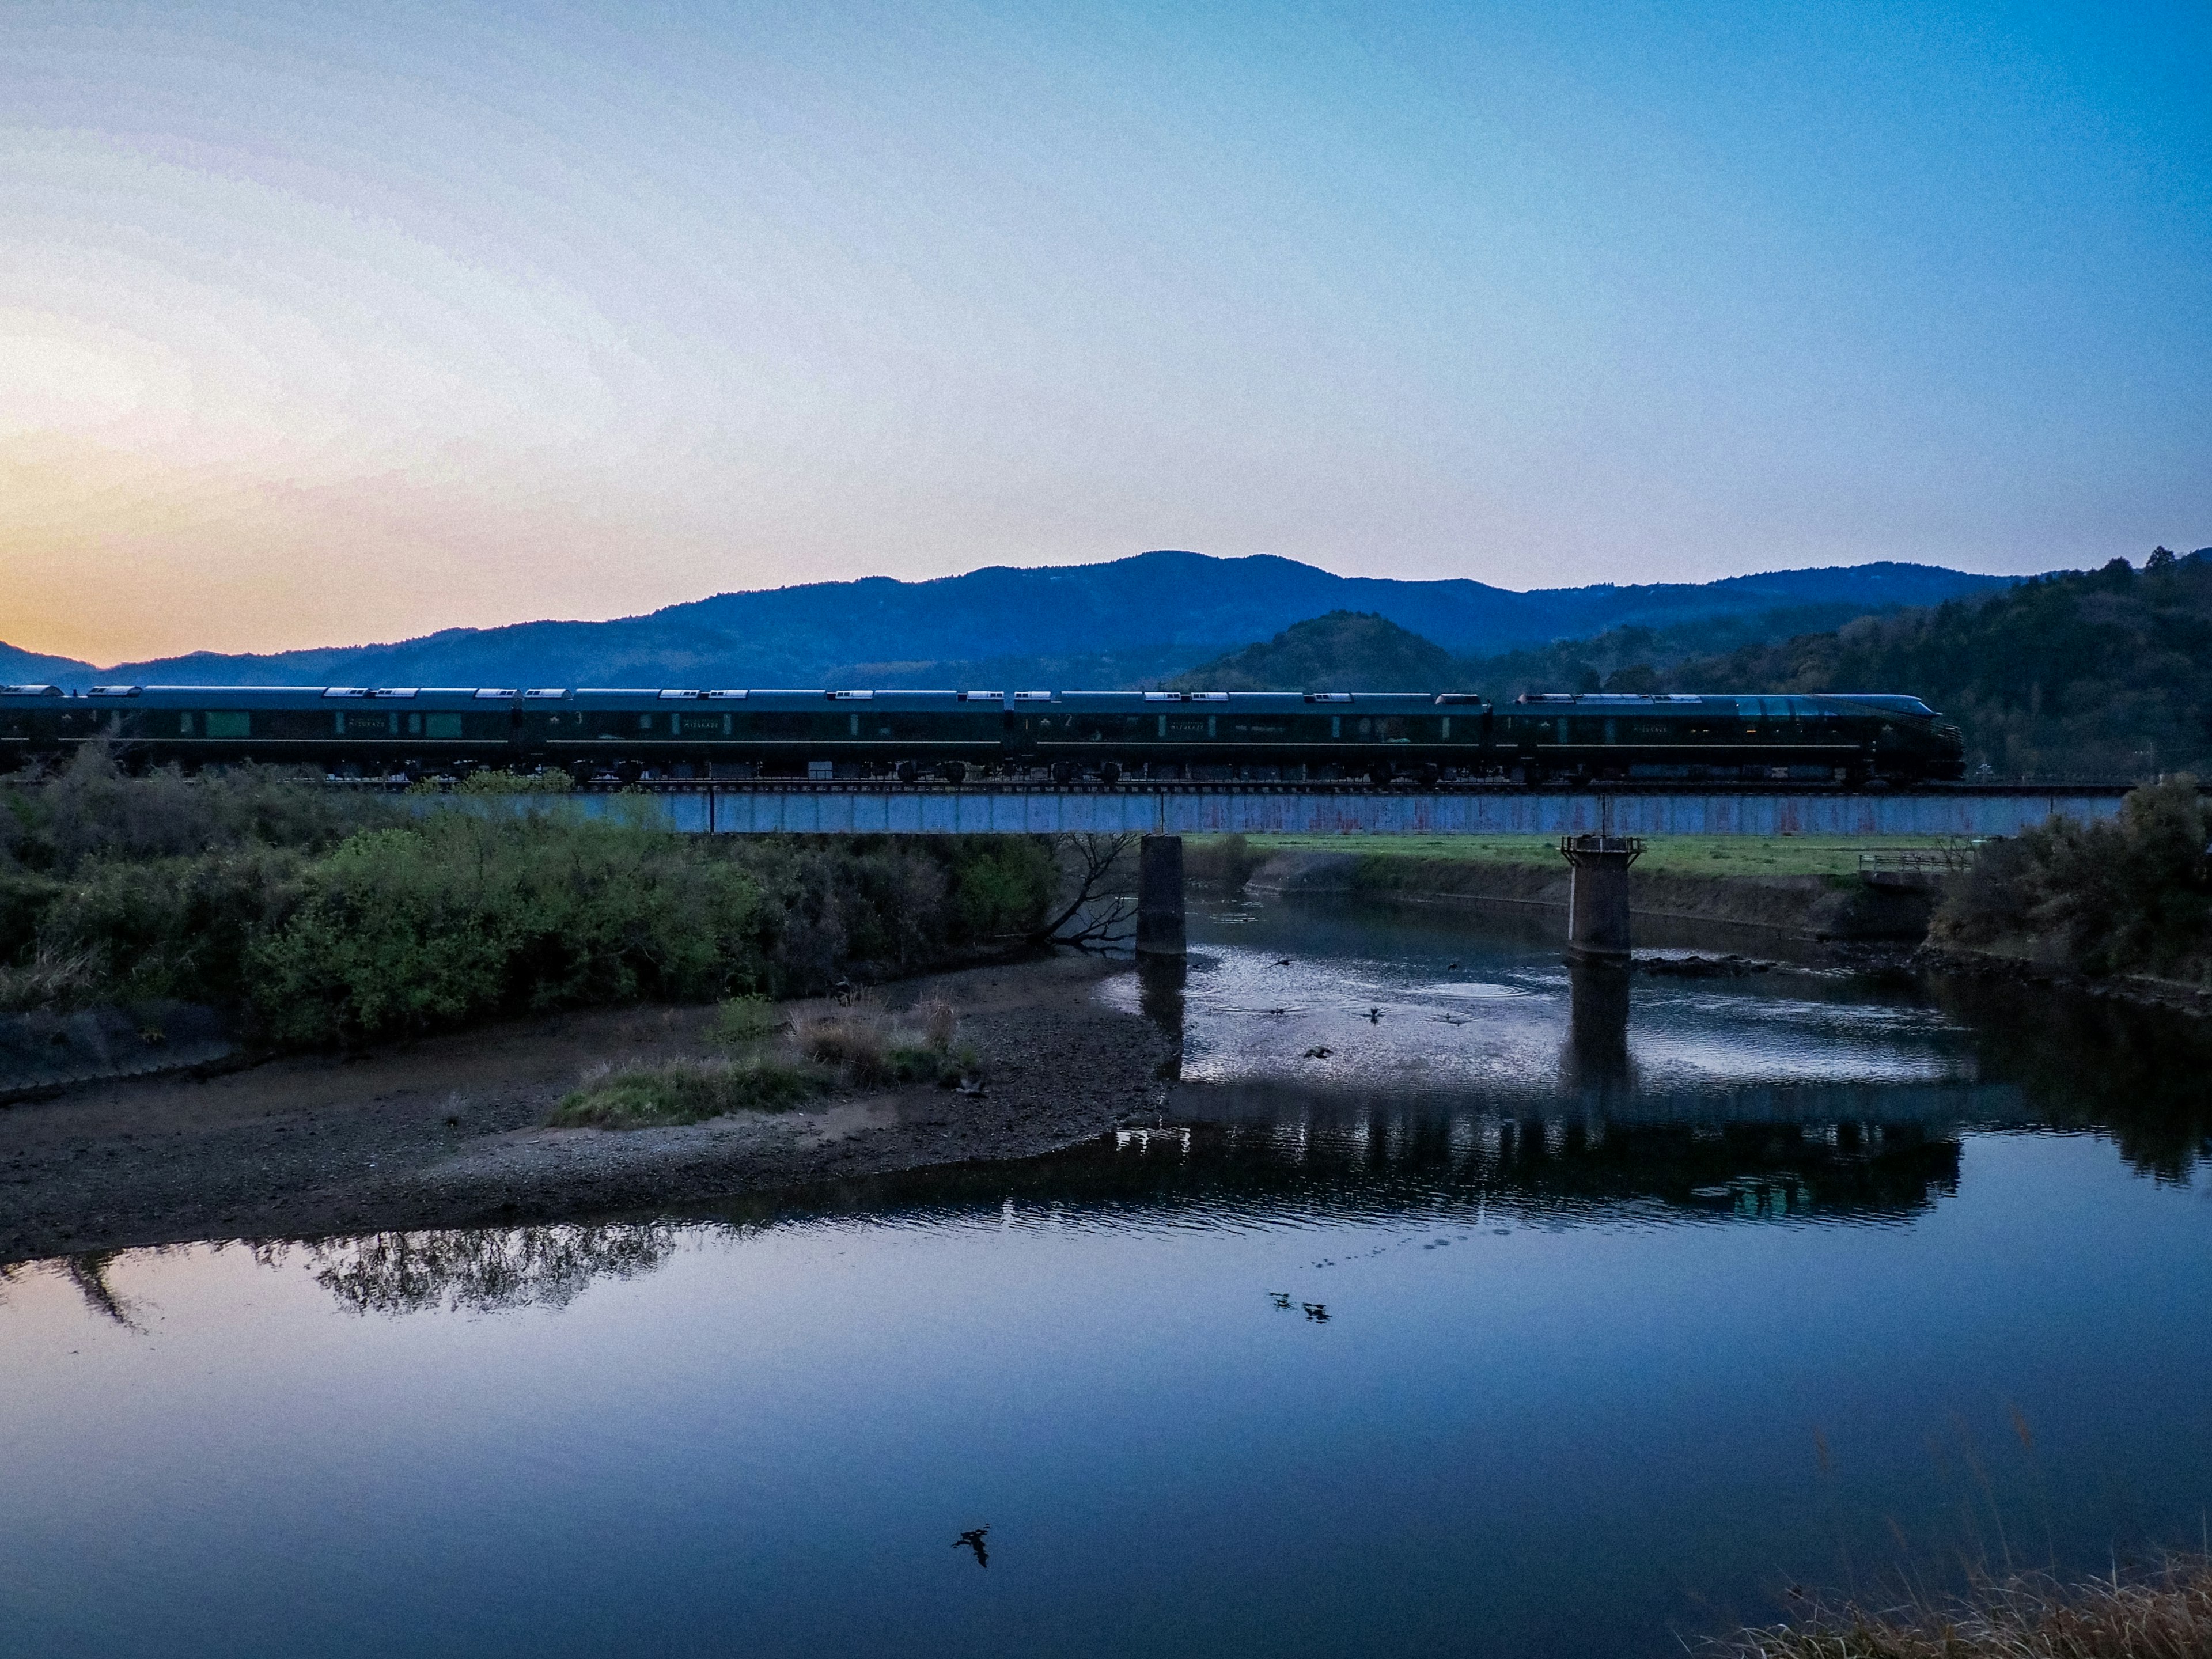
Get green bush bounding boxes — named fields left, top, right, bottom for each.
left=35, top=847, right=308, bottom=1007
left=0, top=764, right=1053, bottom=1043
left=707, top=994, right=781, bottom=1048
left=1932, top=777, right=2212, bottom=980
left=0, top=743, right=392, bottom=877
left=249, top=815, right=770, bottom=1044
left=408, top=770, right=577, bottom=796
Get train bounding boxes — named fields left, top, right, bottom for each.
left=0, top=683, right=1968, bottom=785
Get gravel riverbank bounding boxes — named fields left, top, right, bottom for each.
left=0, top=954, right=1169, bottom=1265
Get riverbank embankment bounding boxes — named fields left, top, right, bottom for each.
left=1230, top=842, right=1937, bottom=941
left=0, top=953, right=1168, bottom=1265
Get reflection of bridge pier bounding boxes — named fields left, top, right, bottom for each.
left=1137, top=952, right=1187, bottom=1082
left=1563, top=958, right=1635, bottom=1097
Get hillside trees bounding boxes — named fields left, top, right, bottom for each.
left=1669, top=552, right=2212, bottom=774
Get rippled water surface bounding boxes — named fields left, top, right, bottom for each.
left=5, top=897, right=2211, bottom=1658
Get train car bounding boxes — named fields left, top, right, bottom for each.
left=524, top=688, right=1005, bottom=782
left=0, top=682, right=1965, bottom=783
left=1498, top=692, right=1965, bottom=783
left=1017, top=691, right=1480, bottom=783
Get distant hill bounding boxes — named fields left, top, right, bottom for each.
left=1661, top=548, right=2212, bottom=776
left=1165, top=612, right=1461, bottom=691
left=0, top=642, right=101, bottom=687
left=1161, top=547, right=2212, bottom=777
left=0, top=549, right=2016, bottom=690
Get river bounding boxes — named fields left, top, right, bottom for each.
left=4, top=895, right=2209, bottom=1658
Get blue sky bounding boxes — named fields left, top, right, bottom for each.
left=3, top=1, right=2206, bottom=659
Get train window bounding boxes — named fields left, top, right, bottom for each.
left=178, top=712, right=196, bottom=736
left=1207, top=715, right=1216, bottom=738
left=849, top=714, right=859, bottom=736
left=1441, top=717, right=1449, bottom=740
left=1158, top=715, right=1167, bottom=737
left=1331, top=715, right=1342, bottom=738
left=206, top=711, right=250, bottom=739
left=638, top=714, right=656, bottom=732
left=426, top=714, right=463, bottom=740
left=1358, top=717, right=1373, bottom=738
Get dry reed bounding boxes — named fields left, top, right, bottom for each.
left=1715, top=1556, right=2212, bottom=1658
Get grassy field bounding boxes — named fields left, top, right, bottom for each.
left=1198, top=833, right=1976, bottom=877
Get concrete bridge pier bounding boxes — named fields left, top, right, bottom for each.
left=1559, top=834, right=1644, bottom=961
left=1136, top=834, right=1186, bottom=957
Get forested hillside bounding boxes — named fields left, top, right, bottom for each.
left=1664, top=550, right=2212, bottom=775
left=1165, top=550, right=2212, bottom=778
left=1165, top=612, right=1459, bottom=691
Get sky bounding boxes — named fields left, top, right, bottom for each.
left=2, top=1, right=2207, bottom=664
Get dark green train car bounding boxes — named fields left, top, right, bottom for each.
left=1498, top=693, right=1965, bottom=783
left=0, top=681, right=1965, bottom=784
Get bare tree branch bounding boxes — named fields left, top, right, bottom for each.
left=1035, top=832, right=1139, bottom=950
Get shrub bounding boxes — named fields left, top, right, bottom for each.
left=1931, top=777, right=2212, bottom=980
left=8, top=847, right=308, bottom=1010
left=801, top=1013, right=890, bottom=1083
left=550, top=1055, right=831, bottom=1128
left=0, top=743, right=393, bottom=877
left=707, top=994, right=781, bottom=1048
left=0, top=768, right=1046, bottom=1043
left=412, top=770, right=577, bottom=796
left=248, top=815, right=768, bottom=1045
left=914, top=997, right=958, bottom=1052
left=801, top=1010, right=965, bottom=1087
left=943, top=836, right=1056, bottom=938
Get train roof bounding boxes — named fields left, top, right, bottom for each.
left=0, top=684, right=1941, bottom=718
left=0, top=684, right=1494, bottom=708
left=1512, top=691, right=1940, bottom=718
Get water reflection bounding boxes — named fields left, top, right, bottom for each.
left=1135, top=953, right=1188, bottom=1082
left=280, top=1223, right=683, bottom=1315
left=8, top=903, right=2212, bottom=1659
left=1563, top=959, right=1635, bottom=1099
left=1935, top=976, right=2212, bottom=1180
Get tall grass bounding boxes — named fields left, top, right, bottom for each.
left=1715, top=1556, right=2212, bottom=1658
left=548, top=1055, right=832, bottom=1128
left=553, top=991, right=971, bottom=1128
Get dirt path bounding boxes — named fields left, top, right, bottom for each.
left=0, top=955, right=1170, bottom=1264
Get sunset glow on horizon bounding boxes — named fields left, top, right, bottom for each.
left=3, top=2, right=2207, bottom=665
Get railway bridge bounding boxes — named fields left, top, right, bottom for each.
left=517, top=779, right=2131, bottom=839
left=428, top=780, right=2135, bottom=960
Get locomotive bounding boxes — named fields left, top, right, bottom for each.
left=0, top=684, right=1967, bottom=785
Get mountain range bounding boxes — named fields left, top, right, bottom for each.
left=1166, top=549, right=2212, bottom=776
left=1, top=550, right=2015, bottom=691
